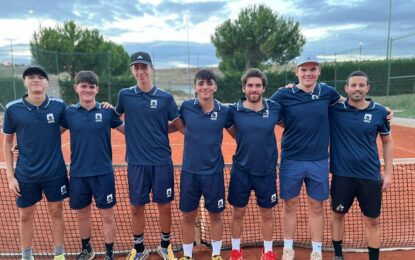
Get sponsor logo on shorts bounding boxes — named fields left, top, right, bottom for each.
left=336, top=204, right=345, bottom=212
left=210, top=111, right=218, bottom=121
left=271, top=193, right=277, bottom=203
left=107, top=194, right=113, bottom=204
left=60, top=185, right=67, bottom=195
left=95, top=113, right=103, bottom=122
left=47, top=113, right=55, bottom=123
left=262, top=109, right=269, bottom=118
left=150, top=100, right=157, bottom=109
left=363, top=113, right=372, bottom=123
left=217, top=199, right=224, bottom=209
left=166, top=188, right=172, bottom=198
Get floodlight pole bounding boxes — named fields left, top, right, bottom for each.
left=9, top=39, right=17, bottom=100
left=386, top=0, right=392, bottom=104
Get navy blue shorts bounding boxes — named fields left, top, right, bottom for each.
left=16, top=175, right=69, bottom=208
left=228, top=164, right=277, bottom=208
left=179, top=170, right=225, bottom=213
left=70, top=173, right=116, bottom=209
left=279, top=159, right=329, bottom=201
left=331, top=175, right=382, bottom=218
left=128, top=165, right=174, bottom=205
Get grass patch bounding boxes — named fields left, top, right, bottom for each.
left=371, top=93, right=415, bottom=118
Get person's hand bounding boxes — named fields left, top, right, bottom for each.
left=382, top=174, right=393, bottom=192
left=11, top=144, right=18, bottom=159
left=101, top=102, right=114, bottom=109
left=8, top=176, right=21, bottom=197
left=386, top=107, right=394, bottom=124
left=285, top=83, right=294, bottom=88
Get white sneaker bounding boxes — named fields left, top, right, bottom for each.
left=310, top=251, right=322, bottom=260
left=281, top=248, right=295, bottom=260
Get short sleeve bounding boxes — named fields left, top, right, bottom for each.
left=115, top=90, right=124, bottom=115
left=168, top=96, right=180, bottom=121
left=328, top=85, right=341, bottom=105
left=378, top=108, right=391, bottom=135
left=225, top=105, right=235, bottom=129
left=110, top=109, right=124, bottom=128
left=61, top=109, right=68, bottom=129
left=2, top=107, right=15, bottom=134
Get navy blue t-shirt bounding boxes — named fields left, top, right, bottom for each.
left=270, top=83, right=340, bottom=160
left=229, top=98, right=282, bottom=176
left=2, top=95, right=67, bottom=183
left=115, top=86, right=179, bottom=165
left=61, top=103, right=123, bottom=177
left=180, top=99, right=232, bottom=175
left=329, top=99, right=390, bottom=180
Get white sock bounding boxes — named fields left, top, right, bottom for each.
left=211, top=240, right=222, bottom=256
left=183, top=243, right=193, bottom=257
left=231, top=238, right=241, bottom=250
left=284, top=239, right=293, bottom=250
left=312, top=241, right=322, bottom=253
left=264, top=240, right=273, bottom=253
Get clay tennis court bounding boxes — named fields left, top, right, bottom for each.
left=1, top=123, right=414, bottom=259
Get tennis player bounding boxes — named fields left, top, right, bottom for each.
left=3, top=65, right=68, bottom=260
left=174, top=69, right=232, bottom=260
left=270, top=56, right=342, bottom=260
left=61, top=71, right=124, bottom=260
left=228, top=68, right=282, bottom=260
left=115, top=51, right=184, bottom=260
left=329, top=71, right=393, bottom=260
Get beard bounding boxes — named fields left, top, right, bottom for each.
left=246, top=93, right=262, bottom=103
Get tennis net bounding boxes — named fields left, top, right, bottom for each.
left=0, top=159, right=414, bottom=257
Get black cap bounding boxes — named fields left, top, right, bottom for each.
left=129, top=51, right=152, bottom=66
left=22, top=65, right=49, bottom=80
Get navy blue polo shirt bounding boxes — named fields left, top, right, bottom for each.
left=329, top=99, right=390, bottom=180
left=270, top=83, right=340, bottom=160
left=61, top=102, right=123, bottom=177
left=2, top=95, right=67, bottom=183
left=229, top=98, right=282, bottom=176
left=180, top=99, right=232, bottom=175
left=115, top=86, right=179, bottom=165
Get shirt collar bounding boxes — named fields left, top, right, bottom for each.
left=293, top=83, right=321, bottom=96
left=236, top=97, right=268, bottom=112
left=134, top=85, right=158, bottom=95
left=22, top=94, right=50, bottom=110
left=343, top=98, right=374, bottom=110
left=75, top=102, right=101, bottom=110
left=193, top=98, right=221, bottom=112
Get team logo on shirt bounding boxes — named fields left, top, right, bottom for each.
left=311, top=94, right=319, bottom=100
left=363, top=113, right=372, bottom=123
left=46, top=113, right=55, bottom=123
left=60, top=185, right=67, bottom=195
left=271, top=193, right=277, bottom=203
left=95, top=113, right=103, bottom=122
left=150, top=100, right=158, bottom=109
left=262, top=109, right=269, bottom=118
left=210, top=112, right=218, bottom=121
left=217, top=199, right=224, bottom=209
left=107, top=194, right=114, bottom=204
left=336, top=204, right=345, bottom=212
left=166, top=188, right=172, bottom=198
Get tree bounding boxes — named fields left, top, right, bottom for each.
left=30, top=21, right=129, bottom=79
left=211, top=4, right=306, bottom=73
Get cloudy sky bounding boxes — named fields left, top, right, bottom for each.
left=0, top=0, right=414, bottom=67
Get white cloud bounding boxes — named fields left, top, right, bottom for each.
left=303, top=24, right=365, bottom=42
left=0, top=18, right=58, bottom=46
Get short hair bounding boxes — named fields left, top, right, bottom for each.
left=194, top=69, right=216, bottom=84
left=75, top=71, right=99, bottom=85
left=241, top=68, right=267, bottom=88
left=346, top=71, right=369, bottom=85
